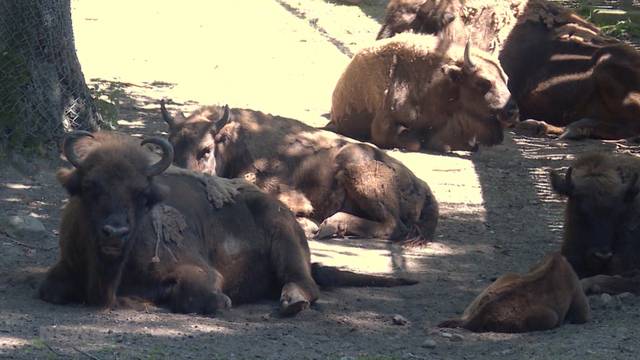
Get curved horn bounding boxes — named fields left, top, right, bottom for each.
left=214, top=105, right=231, bottom=131
left=63, top=130, right=94, bottom=168
left=141, top=137, right=174, bottom=177
left=463, top=40, right=476, bottom=73
left=160, top=99, right=175, bottom=127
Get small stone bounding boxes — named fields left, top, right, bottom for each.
left=392, top=314, right=409, bottom=325
left=422, top=338, right=437, bottom=349
left=449, top=334, right=464, bottom=342
left=600, top=293, right=613, bottom=304
left=0, top=215, right=47, bottom=240
left=617, top=292, right=635, bottom=304
left=440, top=332, right=453, bottom=339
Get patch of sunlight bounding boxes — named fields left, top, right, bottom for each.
left=0, top=336, right=29, bottom=349
left=3, top=183, right=32, bottom=190
left=49, top=324, right=233, bottom=338
left=311, top=239, right=394, bottom=274
left=327, top=312, right=399, bottom=330
left=387, top=150, right=484, bottom=206
left=2, top=197, right=22, bottom=203
left=117, top=119, right=145, bottom=127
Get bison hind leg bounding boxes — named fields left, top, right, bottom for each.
left=521, top=306, right=560, bottom=332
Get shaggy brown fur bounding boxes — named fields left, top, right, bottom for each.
left=377, top=0, right=640, bottom=140
left=329, top=33, right=517, bottom=152
left=551, top=153, right=640, bottom=287
left=438, top=253, right=590, bottom=333
left=39, top=132, right=417, bottom=316
left=162, top=104, right=439, bottom=244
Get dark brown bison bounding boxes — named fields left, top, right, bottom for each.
left=377, top=0, right=640, bottom=140
left=39, top=131, right=416, bottom=316
left=551, top=152, right=640, bottom=295
left=161, top=102, right=439, bottom=244
left=329, top=33, right=518, bottom=152
left=439, top=253, right=590, bottom=333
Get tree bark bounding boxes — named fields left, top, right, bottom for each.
left=0, top=0, right=102, bottom=153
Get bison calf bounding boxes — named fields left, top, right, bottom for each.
left=439, top=253, right=590, bottom=333
left=329, top=33, right=517, bottom=152
left=39, top=131, right=415, bottom=316
left=161, top=102, right=439, bottom=244
left=551, top=152, right=640, bottom=295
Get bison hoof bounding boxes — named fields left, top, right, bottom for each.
left=316, top=219, right=346, bottom=239
left=280, top=283, right=311, bottom=317
left=514, top=119, right=549, bottom=137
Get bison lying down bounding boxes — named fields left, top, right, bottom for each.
left=329, top=33, right=517, bottom=152
left=377, top=0, right=640, bottom=140
left=439, top=253, right=590, bottom=333
left=161, top=102, right=439, bottom=244
left=39, top=131, right=416, bottom=316
left=551, top=152, right=640, bottom=295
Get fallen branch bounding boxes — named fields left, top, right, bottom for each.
left=0, top=233, right=57, bottom=251
left=72, top=345, right=103, bottom=360
left=43, top=341, right=65, bottom=358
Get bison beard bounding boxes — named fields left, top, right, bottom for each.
left=39, top=131, right=417, bottom=316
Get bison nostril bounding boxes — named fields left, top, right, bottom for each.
left=102, top=225, right=130, bottom=238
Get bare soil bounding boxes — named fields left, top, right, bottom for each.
left=1, top=1, right=640, bottom=359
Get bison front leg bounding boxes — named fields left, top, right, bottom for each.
left=39, top=261, right=83, bottom=305
left=371, top=113, right=422, bottom=151
left=268, top=214, right=320, bottom=316
left=514, top=119, right=565, bottom=137
left=316, top=212, right=399, bottom=240
left=161, top=264, right=231, bottom=315
left=581, top=274, right=640, bottom=295
left=559, top=118, right=633, bottom=140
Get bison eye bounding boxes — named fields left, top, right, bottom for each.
left=476, top=79, right=492, bottom=95
left=197, top=147, right=212, bottom=160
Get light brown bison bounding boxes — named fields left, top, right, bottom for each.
left=377, top=0, right=640, bottom=140
left=39, top=131, right=416, bottom=316
left=329, top=33, right=518, bottom=152
left=551, top=152, right=640, bottom=295
left=438, top=253, right=590, bottom=333
left=161, top=102, right=439, bottom=244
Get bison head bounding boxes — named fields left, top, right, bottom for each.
left=551, top=158, right=639, bottom=277
left=57, top=131, right=173, bottom=261
left=162, top=101, right=229, bottom=175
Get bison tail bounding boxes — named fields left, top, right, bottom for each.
left=437, top=318, right=466, bottom=329
left=311, top=263, right=418, bottom=288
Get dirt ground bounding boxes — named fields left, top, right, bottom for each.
left=2, top=1, right=640, bottom=359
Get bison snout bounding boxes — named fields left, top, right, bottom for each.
left=497, top=99, right=519, bottom=127
left=101, top=224, right=130, bottom=238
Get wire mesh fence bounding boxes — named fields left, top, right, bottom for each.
left=0, top=0, right=102, bottom=153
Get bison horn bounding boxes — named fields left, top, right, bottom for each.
left=63, top=130, right=94, bottom=168
left=160, top=100, right=186, bottom=127
left=214, top=105, right=231, bottom=131
left=141, top=137, right=174, bottom=177
left=463, top=40, right=476, bottom=73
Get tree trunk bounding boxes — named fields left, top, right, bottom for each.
left=0, top=0, right=103, bottom=153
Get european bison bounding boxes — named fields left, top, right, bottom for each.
left=161, top=102, right=439, bottom=244
left=438, top=253, right=590, bottom=333
left=329, top=33, right=518, bottom=152
left=39, top=131, right=416, bottom=316
left=551, top=152, right=640, bottom=295
left=377, top=0, right=640, bottom=140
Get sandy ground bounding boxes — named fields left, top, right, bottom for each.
left=1, top=0, right=640, bottom=359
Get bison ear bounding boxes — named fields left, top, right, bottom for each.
left=550, top=168, right=573, bottom=196
left=57, top=168, right=81, bottom=196
left=624, top=173, right=639, bottom=203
